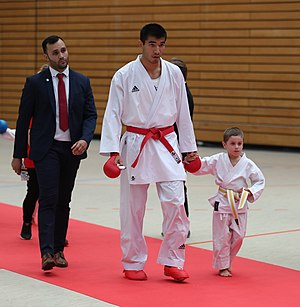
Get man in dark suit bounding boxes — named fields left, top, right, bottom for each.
left=12, top=35, right=97, bottom=271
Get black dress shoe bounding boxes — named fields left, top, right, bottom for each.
left=54, top=251, right=68, bottom=268
left=42, top=253, right=55, bottom=271
left=20, top=223, right=32, bottom=240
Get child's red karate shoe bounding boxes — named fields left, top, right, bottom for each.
left=123, top=269, right=147, bottom=280
left=164, top=266, right=189, bottom=282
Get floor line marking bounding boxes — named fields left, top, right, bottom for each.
left=188, top=228, right=300, bottom=246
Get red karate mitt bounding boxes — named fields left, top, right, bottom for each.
left=103, top=155, right=121, bottom=178
left=184, top=156, right=201, bottom=173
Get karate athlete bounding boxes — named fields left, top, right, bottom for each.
left=100, top=23, right=198, bottom=282
left=185, top=127, right=265, bottom=277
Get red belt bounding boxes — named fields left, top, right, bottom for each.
left=126, top=126, right=181, bottom=168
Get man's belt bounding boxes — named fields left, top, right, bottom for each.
left=126, top=126, right=181, bottom=168
left=218, top=186, right=249, bottom=226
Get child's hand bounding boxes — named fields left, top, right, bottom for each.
left=245, top=189, right=253, bottom=200
left=236, top=188, right=253, bottom=201
left=184, top=151, right=198, bottom=164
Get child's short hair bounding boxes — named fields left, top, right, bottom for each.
left=223, top=127, right=244, bottom=143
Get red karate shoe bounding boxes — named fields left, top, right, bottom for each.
left=123, top=269, right=147, bottom=280
left=164, top=266, right=189, bottom=282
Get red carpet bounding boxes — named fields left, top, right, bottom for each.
left=1, top=202, right=300, bottom=307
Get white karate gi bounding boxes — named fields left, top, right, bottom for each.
left=100, top=55, right=197, bottom=270
left=194, top=152, right=265, bottom=270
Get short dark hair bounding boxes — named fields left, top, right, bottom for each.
left=42, top=35, right=64, bottom=53
left=223, top=127, right=244, bottom=143
left=140, top=23, right=167, bottom=44
left=170, top=58, right=188, bottom=80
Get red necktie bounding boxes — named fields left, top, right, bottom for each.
left=57, top=73, right=68, bottom=131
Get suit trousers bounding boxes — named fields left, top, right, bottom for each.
left=34, top=140, right=80, bottom=256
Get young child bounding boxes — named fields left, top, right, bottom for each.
left=186, top=127, right=265, bottom=277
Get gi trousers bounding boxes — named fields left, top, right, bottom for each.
left=212, top=212, right=247, bottom=270
left=120, top=177, right=189, bottom=270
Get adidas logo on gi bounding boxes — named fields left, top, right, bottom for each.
left=131, top=85, right=140, bottom=92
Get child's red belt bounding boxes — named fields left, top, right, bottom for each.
left=126, top=126, right=181, bottom=168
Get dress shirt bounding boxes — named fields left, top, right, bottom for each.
left=49, top=66, right=71, bottom=141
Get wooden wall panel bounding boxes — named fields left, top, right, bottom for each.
left=0, top=1, right=36, bottom=123
left=1, top=0, right=300, bottom=147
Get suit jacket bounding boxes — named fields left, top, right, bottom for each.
left=13, top=68, right=97, bottom=161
